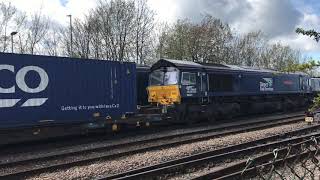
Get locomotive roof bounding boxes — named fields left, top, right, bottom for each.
left=151, top=58, right=306, bottom=75
left=150, top=59, right=202, bottom=70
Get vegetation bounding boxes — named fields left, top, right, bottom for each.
left=296, top=28, right=320, bottom=42
left=282, top=60, right=319, bottom=74
left=0, top=0, right=317, bottom=73
left=296, top=28, right=320, bottom=112
left=309, top=95, right=320, bottom=112
left=0, top=0, right=155, bottom=63
left=157, top=18, right=302, bottom=71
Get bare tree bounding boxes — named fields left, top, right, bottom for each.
left=197, top=16, right=232, bottom=63
left=69, top=18, right=92, bottom=58
left=156, top=16, right=302, bottom=71
left=131, top=0, right=155, bottom=64
left=26, top=11, right=50, bottom=54
left=0, top=0, right=302, bottom=73
left=163, top=19, right=190, bottom=60
left=0, top=2, right=18, bottom=52
left=94, top=0, right=135, bottom=61
left=42, top=22, right=63, bottom=56
left=87, top=12, right=102, bottom=59
left=261, top=43, right=300, bottom=71
left=155, top=22, right=171, bottom=59
left=55, top=0, right=156, bottom=62
left=230, top=31, right=265, bottom=66
left=157, top=15, right=232, bottom=63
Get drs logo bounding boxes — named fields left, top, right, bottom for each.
left=0, top=65, right=49, bottom=108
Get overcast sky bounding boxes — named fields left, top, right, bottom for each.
left=2, top=0, right=320, bottom=59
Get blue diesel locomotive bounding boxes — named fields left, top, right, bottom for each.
left=147, top=59, right=313, bottom=123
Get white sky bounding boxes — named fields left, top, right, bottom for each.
left=0, top=0, right=97, bottom=25
left=1, top=0, right=319, bottom=59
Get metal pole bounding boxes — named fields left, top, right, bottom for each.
left=67, top=15, right=73, bottom=57
left=11, top=34, right=13, bottom=53
left=10, top=31, right=17, bottom=53
left=70, top=15, right=73, bottom=57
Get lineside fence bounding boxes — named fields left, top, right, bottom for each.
left=241, top=137, right=320, bottom=180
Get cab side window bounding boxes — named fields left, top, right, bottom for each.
left=181, top=72, right=196, bottom=85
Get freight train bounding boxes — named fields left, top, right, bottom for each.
left=0, top=53, right=316, bottom=132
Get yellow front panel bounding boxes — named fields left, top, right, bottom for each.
left=147, top=85, right=181, bottom=105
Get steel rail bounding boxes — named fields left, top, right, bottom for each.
left=103, top=124, right=320, bottom=180
left=195, top=138, right=319, bottom=180
left=0, top=114, right=305, bottom=179
left=0, top=113, right=303, bottom=169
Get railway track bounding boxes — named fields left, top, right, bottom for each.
left=193, top=137, right=319, bottom=180
left=0, top=111, right=293, bottom=155
left=0, top=113, right=307, bottom=179
left=103, top=124, right=320, bottom=180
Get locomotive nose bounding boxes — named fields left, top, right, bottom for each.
left=147, top=85, right=181, bottom=105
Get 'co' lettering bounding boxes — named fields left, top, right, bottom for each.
left=0, top=65, right=49, bottom=94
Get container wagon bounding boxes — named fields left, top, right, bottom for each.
left=0, top=53, right=137, bottom=130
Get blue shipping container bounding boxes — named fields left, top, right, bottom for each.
left=0, top=53, right=137, bottom=129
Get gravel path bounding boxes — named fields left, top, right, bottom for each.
left=27, top=121, right=309, bottom=180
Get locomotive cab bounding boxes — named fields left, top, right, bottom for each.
left=147, top=66, right=181, bottom=105
left=147, top=59, right=208, bottom=121
left=147, top=59, right=207, bottom=107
